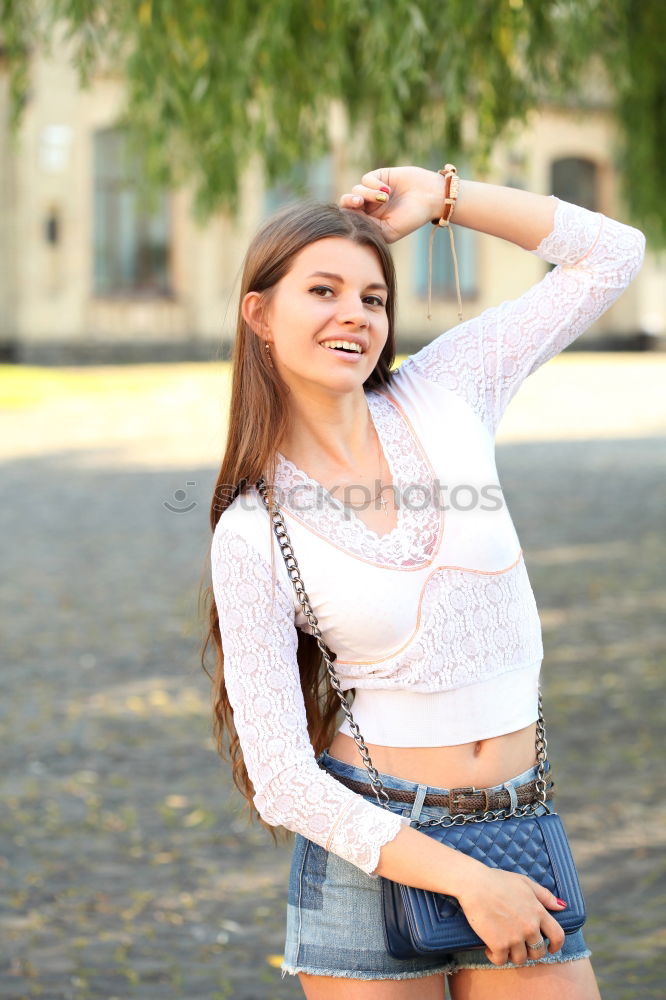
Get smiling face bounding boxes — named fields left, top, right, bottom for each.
left=246, top=237, right=390, bottom=398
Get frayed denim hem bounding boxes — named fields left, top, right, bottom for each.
left=281, top=962, right=455, bottom=980
left=281, top=948, right=592, bottom=979
left=452, top=947, right=592, bottom=972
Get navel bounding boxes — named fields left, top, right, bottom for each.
left=473, top=740, right=483, bottom=756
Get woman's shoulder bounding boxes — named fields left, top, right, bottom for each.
left=211, top=484, right=272, bottom=562
left=211, top=485, right=299, bottom=618
left=371, top=351, right=452, bottom=416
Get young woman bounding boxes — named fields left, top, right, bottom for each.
left=205, top=164, right=645, bottom=998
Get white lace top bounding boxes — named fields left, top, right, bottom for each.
left=210, top=198, right=645, bottom=875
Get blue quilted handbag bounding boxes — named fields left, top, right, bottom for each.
left=257, top=478, right=588, bottom=960
left=381, top=811, right=586, bottom=957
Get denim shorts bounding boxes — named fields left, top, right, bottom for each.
left=281, top=750, right=591, bottom=981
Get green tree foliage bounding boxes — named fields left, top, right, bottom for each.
left=610, top=0, right=666, bottom=246
left=1, top=0, right=664, bottom=243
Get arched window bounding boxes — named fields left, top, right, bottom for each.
left=93, top=128, right=171, bottom=296
left=550, top=157, right=598, bottom=211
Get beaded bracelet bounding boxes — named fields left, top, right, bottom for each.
left=427, top=163, right=463, bottom=323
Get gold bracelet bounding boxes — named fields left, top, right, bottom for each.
left=427, top=164, right=463, bottom=323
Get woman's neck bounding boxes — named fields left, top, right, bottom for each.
left=278, top=387, right=376, bottom=475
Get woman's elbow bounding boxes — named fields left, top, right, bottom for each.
left=251, top=767, right=304, bottom=831
left=625, top=225, right=647, bottom=283
left=252, top=789, right=285, bottom=829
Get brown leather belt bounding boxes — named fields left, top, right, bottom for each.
left=320, top=765, right=554, bottom=814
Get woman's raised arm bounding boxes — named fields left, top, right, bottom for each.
left=397, top=197, right=646, bottom=438
left=341, top=167, right=646, bottom=439
left=339, top=166, right=559, bottom=248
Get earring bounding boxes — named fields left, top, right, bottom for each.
left=264, top=340, right=274, bottom=369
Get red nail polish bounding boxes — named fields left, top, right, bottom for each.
left=380, top=186, right=390, bottom=194
left=556, top=898, right=567, bottom=907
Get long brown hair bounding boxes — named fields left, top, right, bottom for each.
left=200, top=200, right=398, bottom=838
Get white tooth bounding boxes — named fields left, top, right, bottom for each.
left=321, top=339, right=362, bottom=353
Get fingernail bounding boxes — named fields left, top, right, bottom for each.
left=375, top=192, right=388, bottom=202
left=556, top=898, right=567, bottom=908
left=352, top=196, right=363, bottom=205
left=380, top=186, right=390, bottom=194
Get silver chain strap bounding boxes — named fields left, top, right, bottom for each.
left=256, top=478, right=551, bottom=830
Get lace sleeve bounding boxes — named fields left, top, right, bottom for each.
left=399, top=198, right=646, bottom=437
left=210, top=522, right=405, bottom=876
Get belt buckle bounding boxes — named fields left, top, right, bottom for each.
left=449, top=786, right=489, bottom=814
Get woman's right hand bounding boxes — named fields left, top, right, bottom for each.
left=457, top=866, right=568, bottom=966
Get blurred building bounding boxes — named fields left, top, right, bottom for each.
left=0, top=33, right=663, bottom=365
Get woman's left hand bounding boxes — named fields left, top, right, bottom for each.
left=338, top=166, right=446, bottom=244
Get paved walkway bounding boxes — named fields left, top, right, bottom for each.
left=1, top=356, right=665, bottom=999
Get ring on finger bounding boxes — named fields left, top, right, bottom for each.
left=526, top=937, right=546, bottom=951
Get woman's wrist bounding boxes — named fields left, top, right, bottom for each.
left=439, top=842, right=489, bottom=900
left=374, top=822, right=490, bottom=896
left=426, top=169, right=449, bottom=224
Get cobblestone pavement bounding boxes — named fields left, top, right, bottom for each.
left=1, top=356, right=665, bottom=1000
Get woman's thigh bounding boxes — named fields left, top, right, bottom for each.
left=298, top=971, right=447, bottom=999
left=297, top=957, right=601, bottom=999
left=449, top=956, right=601, bottom=1000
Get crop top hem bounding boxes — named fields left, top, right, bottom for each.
left=337, top=659, right=541, bottom=747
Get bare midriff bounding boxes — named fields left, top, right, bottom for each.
left=326, top=722, right=538, bottom=790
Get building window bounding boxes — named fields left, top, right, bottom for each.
left=413, top=159, right=477, bottom=302
left=550, top=157, right=598, bottom=211
left=93, top=128, right=171, bottom=296
left=263, top=155, right=334, bottom=216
